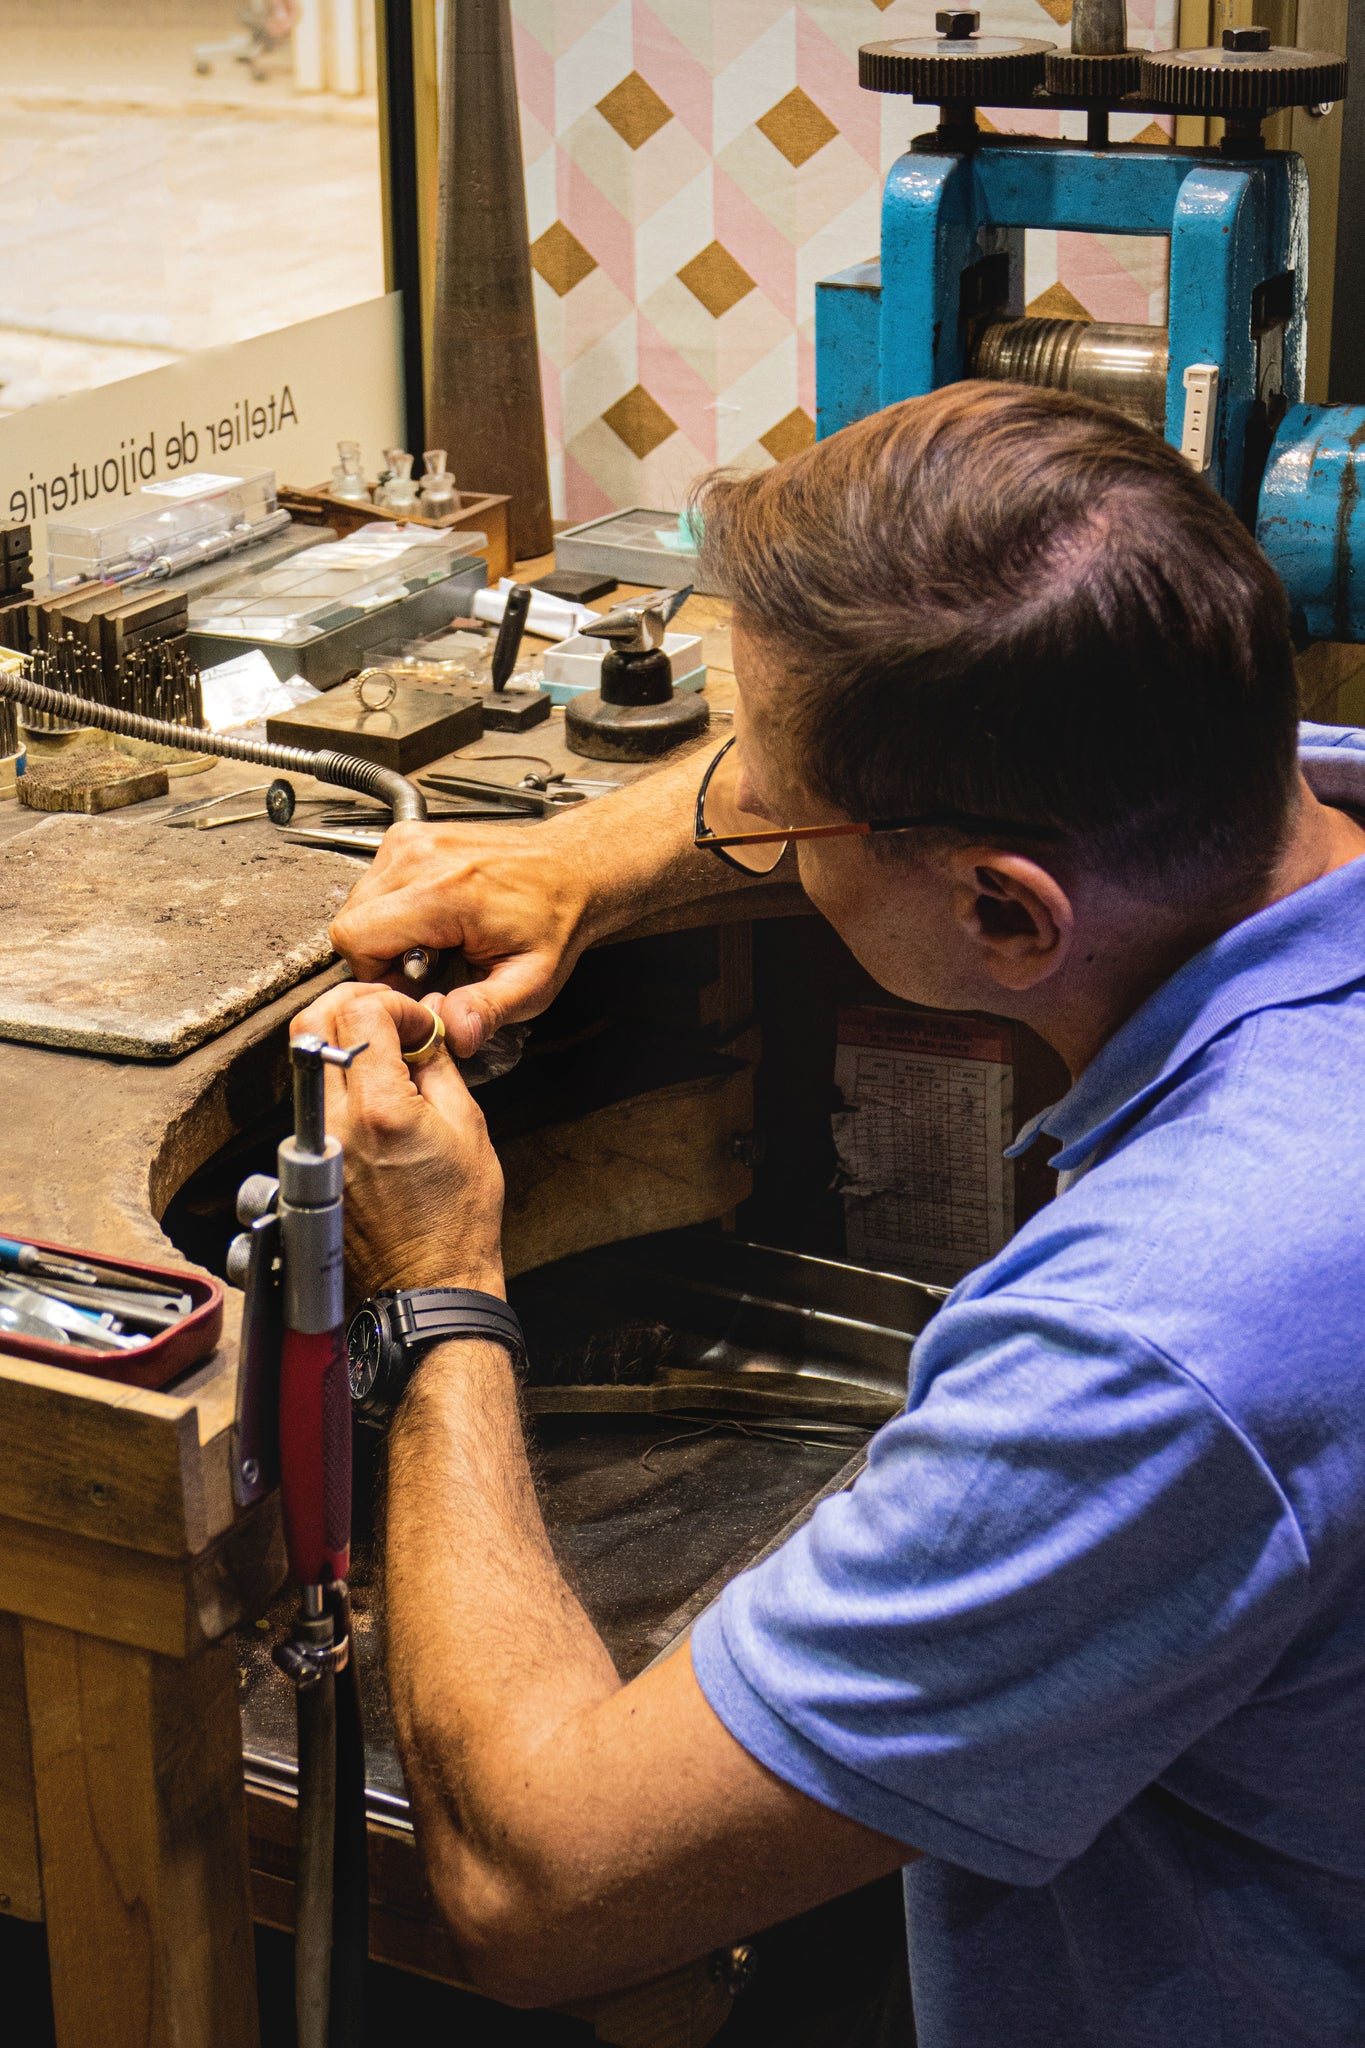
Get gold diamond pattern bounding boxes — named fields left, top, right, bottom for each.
left=1035, top=0, right=1073, bottom=23
left=756, top=87, right=838, bottom=168
left=602, top=385, right=678, bottom=459
left=1131, top=120, right=1171, bottom=146
left=1026, top=281, right=1093, bottom=321
left=678, top=241, right=756, bottom=318
left=760, top=409, right=816, bottom=463
left=531, top=221, right=598, bottom=297
left=597, top=70, right=673, bottom=150
left=869, top=0, right=898, bottom=10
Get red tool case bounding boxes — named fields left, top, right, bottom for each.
left=0, top=1235, right=224, bottom=1389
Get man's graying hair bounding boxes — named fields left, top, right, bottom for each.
left=694, top=382, right=1300, bottom=911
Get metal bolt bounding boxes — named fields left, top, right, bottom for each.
left=714, top=1943, right=758, bottom=1997
left=1307, top=100, right=1334, bottom=117
left=729, top=1130, right=766, bottom=1169
left=87, top=1480, right=111, bottom=1506
left=1223, top=25, right=1271, bottom=50
left=936, top=8, right=979, bottom=37
left=240, top=1458, right=261, bottom=1487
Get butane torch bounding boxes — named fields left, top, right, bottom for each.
left=229, top=1034, right=369, bottom=2048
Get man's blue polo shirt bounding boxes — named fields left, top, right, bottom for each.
left=691, top=725, right=1365, bottom=2046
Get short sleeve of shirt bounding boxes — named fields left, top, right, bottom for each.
left=690, top=1295, right=1311, bottom=1884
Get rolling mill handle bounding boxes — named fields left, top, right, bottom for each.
left=0, top=663, right=437, bottom=983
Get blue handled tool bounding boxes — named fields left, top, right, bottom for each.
left=0, top=1237, right=188, bottom=1297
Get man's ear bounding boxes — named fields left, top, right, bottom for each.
left=946, top=851, right=1074, bottom=991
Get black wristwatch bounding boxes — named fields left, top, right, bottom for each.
left=346, top=1287, right=527, bottom=1423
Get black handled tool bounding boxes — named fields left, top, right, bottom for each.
left=490, top=583, right=533, bottom=694
left=483, top=584, right=550, bottom=731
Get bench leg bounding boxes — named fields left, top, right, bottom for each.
left=23, top=1621, right=259, bottom=2048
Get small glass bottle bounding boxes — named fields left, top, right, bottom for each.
left=330, top=439, right=371, bottom=502
left=377, top=449, right=421, bottom=515
left=419, top=449, right=458, bottom=520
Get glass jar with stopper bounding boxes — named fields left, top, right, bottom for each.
left=418, top=450, right=458, bottom=521
left=330, top=440, right=371, bottom=503
left=376, top=450, right=421, bottom=515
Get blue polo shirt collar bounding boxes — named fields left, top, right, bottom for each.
left=1008, top=750, right=1365, bottom=1174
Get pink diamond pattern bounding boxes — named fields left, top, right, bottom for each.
left=515, top=0, right=1181, bottom=522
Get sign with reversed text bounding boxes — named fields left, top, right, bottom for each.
left=0, top=294, right=405, bottom=568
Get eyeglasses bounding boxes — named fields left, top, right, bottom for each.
left=694, top=736, right=1065, bottom=876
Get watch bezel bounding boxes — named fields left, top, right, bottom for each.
left=347, top=1294, right=402, bottom=1421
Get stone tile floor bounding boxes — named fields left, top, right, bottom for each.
left=0, top=14, right=384, bottom=414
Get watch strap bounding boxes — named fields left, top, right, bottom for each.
left=389, top=1288, right=526, bottom=1375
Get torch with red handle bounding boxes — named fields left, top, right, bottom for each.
left=277, top=1034, right=356, bottom=1589
left=232, top=1033, right=368, bottom=2048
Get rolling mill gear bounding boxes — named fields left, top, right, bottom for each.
left=816, top=3, right=1365, bottom=642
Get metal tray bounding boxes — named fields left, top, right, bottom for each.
left=0, top=1232, right=223, bottom=1387
left=240, top=1230, right=942, bottom=1822
left=552, top=508, right=708, bottom=594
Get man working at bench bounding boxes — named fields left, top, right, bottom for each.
left=293, top=383, right=1365, bottom=2046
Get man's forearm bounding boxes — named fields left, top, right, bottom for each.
left=384, top=1332, right=911, bottom=2006
left=555, top=740, right=756, bottom=949
left=385, top=1342, right=622, bottom=1925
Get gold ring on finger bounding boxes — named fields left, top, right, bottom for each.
left=402, top=1011, right=447, bottom=1068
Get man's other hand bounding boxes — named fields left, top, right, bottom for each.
left=290, top=982, right=506, bottom=1300
left=328, top=821, right=590, bottom=1062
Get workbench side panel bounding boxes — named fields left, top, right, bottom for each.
left=0, top=1499, right=285, bottom=1659
left=24, top=1622, right=259, bottom=2048
left=0, top=1612, right=41, bottom=1921
left=0, top=1360, right=199, bottom=1556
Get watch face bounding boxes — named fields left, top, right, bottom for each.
left=347, top=1305, right=385, bottom=1405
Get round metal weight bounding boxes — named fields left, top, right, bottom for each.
left=565, top=690, right=710, bottom=762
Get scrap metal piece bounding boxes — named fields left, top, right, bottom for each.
left=17, top=751, right=169, bottom=814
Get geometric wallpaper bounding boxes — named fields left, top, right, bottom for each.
left=514, top=0, right=1180, bottom=521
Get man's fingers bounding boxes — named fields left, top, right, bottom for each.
left=291, top=985, right=446, bottom=1134
left=290, top=983, right=365, bottom=1047
left=439, top=951, right=559, bottom=1058
left=412, top=1036, right=491, bottom=1140
left=330, top=887, right=458, bottom=984
left=294, top=981, right=438, bottom=1050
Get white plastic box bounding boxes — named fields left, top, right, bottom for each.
left=540, top=629, right=705, bottom=703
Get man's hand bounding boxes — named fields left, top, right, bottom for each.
left=328, top=747, right=758, bottom=1059
left=329, top=821, right=592, bottom=1061
left=289, top=981, right=505, bottom=1299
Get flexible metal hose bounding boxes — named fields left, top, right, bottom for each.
left=0, top=665, right=429, bottom=820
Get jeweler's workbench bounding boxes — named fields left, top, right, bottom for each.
left=0, top=573, right=820, bottom=2048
